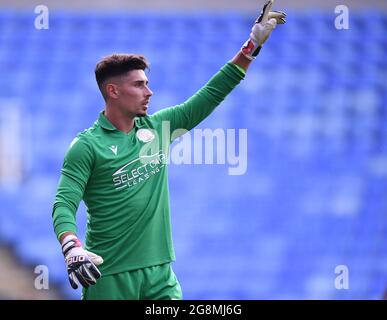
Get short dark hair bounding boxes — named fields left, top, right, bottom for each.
left=95, top=53, right=149, bottom=100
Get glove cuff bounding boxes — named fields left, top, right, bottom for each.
left=241, top=38, right=262, bottom=60
left=61, top=234, right=82, bottom=256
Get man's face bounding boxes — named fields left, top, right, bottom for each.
left=107, top=69, right=153, bottom=117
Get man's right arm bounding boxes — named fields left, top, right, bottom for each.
left=53, top=136, right=104, bottom=289
left=52, top=136, right=94, bottom=241
left=59, top=232, right=75, bottom=243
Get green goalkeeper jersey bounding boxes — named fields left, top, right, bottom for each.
left=52, top=62, right=245, bottom=276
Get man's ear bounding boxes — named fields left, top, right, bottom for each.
left=106, top=83, right=119, bottom=99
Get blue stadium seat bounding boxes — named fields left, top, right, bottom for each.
left=0, top=10, right=386, bottom=300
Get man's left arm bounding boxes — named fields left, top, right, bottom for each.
left=150, top=62, right=245, bottom=135
left=151, top=0, right=286, bottom=136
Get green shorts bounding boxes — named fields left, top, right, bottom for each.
left=82, top=263, right=183, bottom=300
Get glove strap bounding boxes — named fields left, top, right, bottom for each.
left=61, top=234, right=82, bottom=256
left=241, top=38, right=262, bottom=60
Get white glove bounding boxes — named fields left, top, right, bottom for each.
left=61, top=234, right=103, bottom=289
left=241, top=0, right=286, bottom=60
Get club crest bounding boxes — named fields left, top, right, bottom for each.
left=136, top=129, right=155, bottom=143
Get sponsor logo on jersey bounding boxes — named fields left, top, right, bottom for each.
left=112, top=150, right=167, bottom=190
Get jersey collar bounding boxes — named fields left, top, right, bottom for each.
left=98, top=111, right=116, bottom=131
left=98, top=111, right=142, bottom=132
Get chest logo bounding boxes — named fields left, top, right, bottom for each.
left=136, top=129, right=155, bottom=143
left=109, top=145, right=118, bottom=155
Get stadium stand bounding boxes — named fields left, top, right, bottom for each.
left=0, top=9, right=386, bottom=299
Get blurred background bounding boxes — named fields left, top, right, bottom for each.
left=0, top=0, right=386, bottom=299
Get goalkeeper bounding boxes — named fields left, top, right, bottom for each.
left=52, top=0, right=286, bottom=300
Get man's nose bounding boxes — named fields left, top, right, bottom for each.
left=145, top=86, right=153, bottom=97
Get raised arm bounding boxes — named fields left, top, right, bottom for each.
left=150, top=0, right=286, bottom=136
